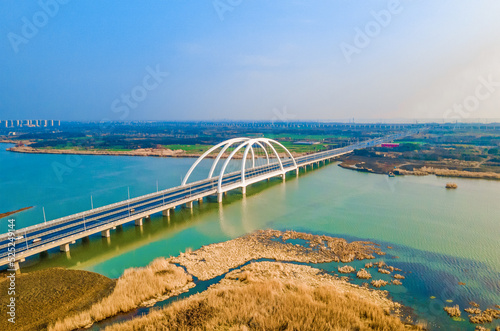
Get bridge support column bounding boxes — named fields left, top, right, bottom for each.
left=135, top=218, right=143, bottom=226
left=60, top=243, right=70, bottom=252
left=101, top=229, right=110, bottom=238
left=186, top=201, right=193, bottom=209
left=217, top=192, right=223, bottom=203
left=296, top=168, right=299, bottom=177
left=11, top=261, right=20, bottom=274
left=282, top=174, right=286, bottom=182
left=198, top=198, right=203, bottom=204
left=162, top=209, right=170, bottom=217
left=241, top=186, right=246, bottom=195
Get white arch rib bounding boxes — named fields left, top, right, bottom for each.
left=218, top=141, right=251, bottom=192
left=182, top=137, right=249, bottom=186
left=207, top=138, right=249, bottom=179
left=182, top=137, right=297, bottom=192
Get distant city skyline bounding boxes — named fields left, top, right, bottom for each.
left=1, top=1, right=499, bottom=122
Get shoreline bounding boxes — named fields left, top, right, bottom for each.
left=338, top=157, right=500, bottom=180
left=3, top=144, right=308, bottom=159
left=0, top=206, right=33, bottom=219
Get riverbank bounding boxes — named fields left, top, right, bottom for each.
left=48, top=230, right=421, bottom=331
left=338, top=154, right=500, bottom=180
left=5, top=144, right=307, bottom=159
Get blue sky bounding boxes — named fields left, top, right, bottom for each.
left=1, top=0, right=499, bottom=122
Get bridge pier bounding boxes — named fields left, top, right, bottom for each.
left=282, top=174, right=286, bottom=182
left=135, top=218, right=143, bottom=226
left=186, top=201, right=193, bottom=209
left=101, top=229, right=110, bottom=238
left=162, top=209, right=170, bottom=217
left=60, top=243, right=70, bottom=252
left=241, top=186, right=246, bottom=195
left=198, top=197, right=203, bottom=204
left=10, top=261, right=20, bottom=274
left=218, top=192, right=223, bottom=203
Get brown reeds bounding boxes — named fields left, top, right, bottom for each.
left=371, top=279, right=388, bottom=288
left=338, top=265, right=356, bottom=273
left=105, top=265, right=421, bottom=331
left=49, top=259, right=193, bottom=331
left=356, top=268, right=372, bottom=279
left=443, top=305, right=461, bottom=317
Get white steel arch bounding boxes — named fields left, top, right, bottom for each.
left=181, top=137, right=298, bottom=194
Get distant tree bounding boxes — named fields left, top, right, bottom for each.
left=488, top=148, right=499, bottom=155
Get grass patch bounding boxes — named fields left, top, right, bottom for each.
left=0, top=268, right=115, bottom=331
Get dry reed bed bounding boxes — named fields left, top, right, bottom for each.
left=443, top=305, right=461, bottom=317
left=49, top=259, right=193, bottom=331
left=169, top=229, right=384, bottom=280
left=106, top=261, right=421, bottom=331
left=396, top=166, right=500, bottom=180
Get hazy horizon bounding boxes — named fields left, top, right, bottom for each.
left=1, top=1, right=499, bottom=122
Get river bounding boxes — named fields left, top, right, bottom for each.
left=1, top=143, right=499, bottom=330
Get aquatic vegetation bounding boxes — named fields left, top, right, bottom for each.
left=446, top=182, right=458, bottom=189
left=338, top=265, right=356, bottom=273
left=378, top=268, right=391, bottom=274
left=365, top=262, right=373, bottom=268
left=356, top=268, right=372, bottom=279
left=391, top=280, right=402, bottom=285
left=371, top=279, right=388, bottom=288
left=393, top=274, right=405, bottom=279
left=443, top=305, right=461, bottom=317
left=464, top=307, right=482, bottom=314
left=170, top=230, right=384, bottom=280
left=106, top=261, right=421, bottom=331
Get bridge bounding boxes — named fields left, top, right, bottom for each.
left=0, top=129, right=421, bottom=272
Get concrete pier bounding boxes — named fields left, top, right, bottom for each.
left=218, top=192, right=223, bottom=203
left=186, top=201, right=193, bottom=209
left=11, top=261, right=20, bottom=274
left=60, top=243, right=70, bottom=252
left=242, top=186, right=246, bottom=195
left=101, top=229, right=110, bottom=238
left=135, top=218, right=143, bottom=226
left=162, top=209, right=170, bottom=217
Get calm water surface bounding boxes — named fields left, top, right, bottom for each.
left=1, top=143, right=499, bottom=330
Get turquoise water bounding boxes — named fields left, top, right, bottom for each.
left=1, top=143, right=499, bottom=330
